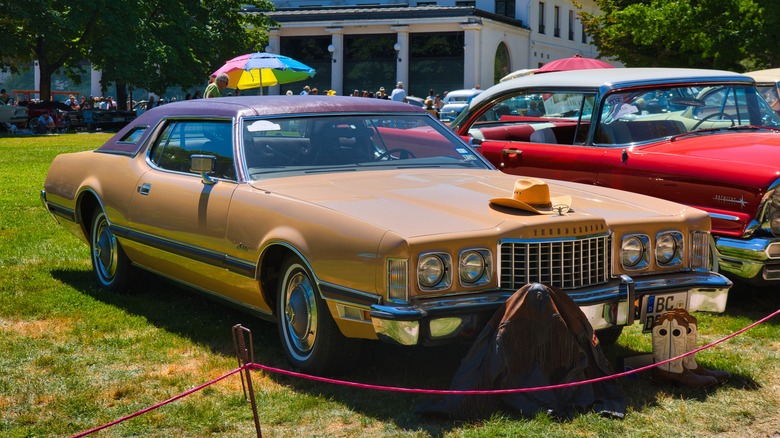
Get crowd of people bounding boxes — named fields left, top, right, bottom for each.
left=285, top=82, right=450, bottom=119
left=66, top=94, right=119, bottom=111
left=5, top=76, right=454, bottom=135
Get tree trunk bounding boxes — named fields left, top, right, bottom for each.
left=37, top=60, right=54, bottom=102
left=115, top=82, right=128, bottom=110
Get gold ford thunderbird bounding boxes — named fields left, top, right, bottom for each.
left=41, top=96, right=731, bottom=374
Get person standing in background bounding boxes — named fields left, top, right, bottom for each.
left=391, top=82, right=407, bottom=102
left=205, top=73, right=229, bottom=98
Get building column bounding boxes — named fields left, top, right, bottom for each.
left=392, top=25, right=409, bottom=88
left=327, top=27, right=344, bottom=96
left=91, top=67, right=102, bottom=97
left=266, top=30, right=281, bottom=95
left=462, top=23, right=482, bottom=89
left=33, top=61, right=40, bottom=100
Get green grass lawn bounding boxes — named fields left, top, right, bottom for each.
left=1, top=132, right=779, bottom=437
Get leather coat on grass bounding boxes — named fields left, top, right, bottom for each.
left=419, top=283, right=626, bottom=419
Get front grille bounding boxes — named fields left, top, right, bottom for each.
left=499, top=234, right=611, bottom=290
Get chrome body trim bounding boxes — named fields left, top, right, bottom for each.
left=709, top=212, right=741, bottom=222
left=715, top=235, right=780, bottom=281
left=370, top=271, right=731, bottom=345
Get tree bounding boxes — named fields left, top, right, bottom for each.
left=578, top=0, right=777, bottom=72
left=0, top=0, right=275, bottom=103
left=0, top=1, right=107, bottom=102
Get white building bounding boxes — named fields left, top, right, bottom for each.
left=255, top=0, right=605, bottom=96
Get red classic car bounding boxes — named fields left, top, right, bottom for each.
left=450, top=68, right=780, bottom=286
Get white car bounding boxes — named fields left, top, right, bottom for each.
left=439, top=89, right=483, bottom=122
left=0, top=99, right=28, bottom=128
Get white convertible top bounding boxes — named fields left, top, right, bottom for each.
left=470, top=68, right=754, bottom=108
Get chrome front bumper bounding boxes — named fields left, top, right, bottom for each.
left=716, top=235, right=780, bottom=283
left=370, top=271, right=731, bottom=346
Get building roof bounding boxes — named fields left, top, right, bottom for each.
left=245, top=5, right=526, bottom=28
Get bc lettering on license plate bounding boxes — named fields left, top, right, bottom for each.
left=640, top=292, right=689, bottom=332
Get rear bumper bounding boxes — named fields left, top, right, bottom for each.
left=716, top=235, right=780, bottom=284
left=370, top=271, right=731, bottom=346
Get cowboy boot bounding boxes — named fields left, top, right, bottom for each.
left=671, top=309, right=730, bottom=383
left=651, top=312, right=717, bottom=388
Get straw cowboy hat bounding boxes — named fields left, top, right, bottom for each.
left=490, top=178, right=572, bottom=214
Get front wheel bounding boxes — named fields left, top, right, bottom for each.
left=277, top=256, right=359, bottom=374
left=90, top=209, right=130, bottom=292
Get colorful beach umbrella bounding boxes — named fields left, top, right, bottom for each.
left=212, top=52, right=316, bottom=90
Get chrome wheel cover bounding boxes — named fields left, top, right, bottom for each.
left=283, top=269, right=318, bottom=359
left=93, top=215, right=117, bottom=282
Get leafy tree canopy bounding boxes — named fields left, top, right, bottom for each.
left=579, top=0, right=779, bottom=71
left=0, top=0, right=275, bottom=101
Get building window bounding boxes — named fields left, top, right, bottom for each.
left=554, top=6, right=560, bottom=38
left=409, top=32, right=465, bottom=97
left=538, top=2, right=545, bottom=34
left=495, top=0, right=515, bottom=19
left=456, top=1, right=475, bottom=6
left=494, top=42, right=510, bottom=84
left=568, top=10, right=575, bottom=40
left=582, top=23, right=587, bottom=44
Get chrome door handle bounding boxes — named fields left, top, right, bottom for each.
left=138, top=183, right=151, bottom=195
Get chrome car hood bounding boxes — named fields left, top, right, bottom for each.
left=250, top=169, right=690, bottom=238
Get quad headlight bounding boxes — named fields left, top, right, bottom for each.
left=655, top=231, right=683, bottom=266
left=415, top=249, right=492, bottom=291
left=768, top=189, right=780, bottom=236
left=621, top=232, right=684, bottom=270
left=458, top=249, right=492, bottom=286
left=417, top=253, right=451, bottom=290
left=621, top=235, right=649, bottom=269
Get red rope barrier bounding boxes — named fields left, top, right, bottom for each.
left=249, top=307, right=780, bottom=395
left=70, top=366, right=245, bottom=438
left=71, top=306, right=780, bottom=436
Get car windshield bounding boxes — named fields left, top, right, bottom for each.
left=473, top=91, right=595, bottom=123
left=595, top=84, right=780, bottom=144
left=242, top=113, right=490, bottom=180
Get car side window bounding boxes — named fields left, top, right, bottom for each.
left=149, top=120, right=235, bottom=180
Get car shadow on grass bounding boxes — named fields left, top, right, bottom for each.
left=722, top=280, right=780, bottom=325
left=52, top=268, right=761, bottom=435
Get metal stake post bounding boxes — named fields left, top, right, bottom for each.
left=232, top=324, right=262, bottom=437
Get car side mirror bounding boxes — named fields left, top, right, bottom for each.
left=465, top=136, right=482, bottom=150
left=190, top=154, right=217, bottom=185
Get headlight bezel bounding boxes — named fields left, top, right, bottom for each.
left=767, top=188, right=780, bottom=235
left=655, top=231, right=683, bottom=266
left=621, top=234, right=649, bottom=270
left=417, top=252, right=451, bottom=291
left=458, top=248, right=492, bottom=287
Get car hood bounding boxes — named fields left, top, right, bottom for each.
left=651, top=130, right=780, bottom=158
left=250, top=169, right=691, bottom=238
left=639, top=130, right=780, bottom=183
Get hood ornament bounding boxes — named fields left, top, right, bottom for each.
left=553, top=204, right=572, bottom=216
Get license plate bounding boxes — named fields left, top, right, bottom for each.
left=640, top=292, right=689, bottom=332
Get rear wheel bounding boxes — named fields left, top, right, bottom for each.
left=90, top=209, right=130, bottom=292
left=277, top=256, right=359, bottom=374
